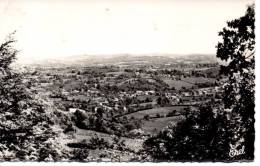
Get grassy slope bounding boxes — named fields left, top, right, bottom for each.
left=125, top=106, right=186, bottom=119
left=163, top=78, right=193, bottom=89
left=142, top=116, right=185, bottom=135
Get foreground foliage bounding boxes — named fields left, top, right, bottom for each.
left=216, top=4, right=255, bottom=160
left=143, top=106, right=234, bottom=161
left=0, top=33, right=64, bottom=161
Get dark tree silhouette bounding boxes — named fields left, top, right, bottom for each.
left=0, top=33, right=62, bottom=161
left=0, top=32, right=17, bottom=74
left=216, top=4, right=255, bottom=160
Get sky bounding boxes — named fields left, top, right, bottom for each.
left=0, top=0, right=254, bottom=61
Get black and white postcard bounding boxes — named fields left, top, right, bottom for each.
left=0, top=0, right=255, bottom=162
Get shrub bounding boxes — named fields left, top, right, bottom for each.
left=89, top=135, right=110, bottom=150
left=70, top=149, right=89, bottom=161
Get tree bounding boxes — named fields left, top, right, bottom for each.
left=143, top=106, right=233, bottom=161
left=157, top=96, right=170, bottom=106
left=0, top=32, right=17, bottom=74
left=143, top=114, right=150, bottom=121
left=70, top=149, right=89, bottom=161
left=216, top=4, right=255, bottom=160
left=0, top=33, right=62, bottom=161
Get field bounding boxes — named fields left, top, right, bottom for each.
left=182, top=77, right=216, bottom=84
left=142, top=116, right=185, bottom=134
left=162, top=78, right=193, bottom=90
left=125, top=106, right=186, bottom=119
left=163, top=77, right=216, bottom=90
left=124, top=106, right=187, bottom=135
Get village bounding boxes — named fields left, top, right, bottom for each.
left=15, top=61, right=226, bottom=161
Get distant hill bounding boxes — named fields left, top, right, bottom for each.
left=15, top=54, right=218, bottom=67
